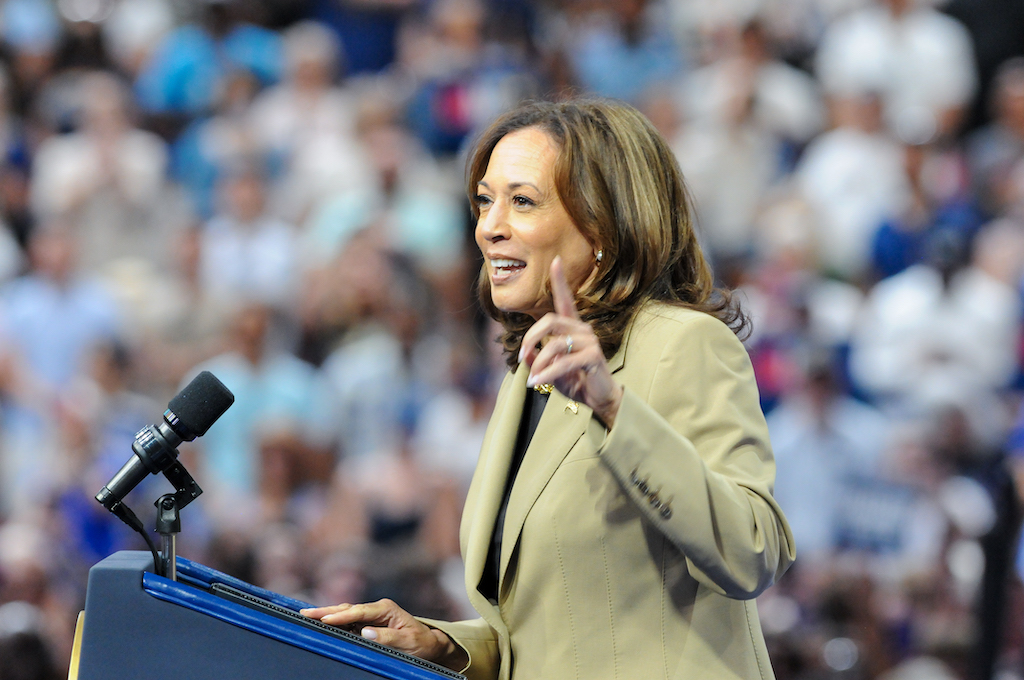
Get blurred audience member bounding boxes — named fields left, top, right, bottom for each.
left=55, top=340, right=165, bottom=571
left=674, top=20, right=824, bottom=263
left=672, top=85, right=778, bottom=263
left=1006, top=404, right=1024, bottom=669
left=345, top=415, right=460, bottom=569
left=871, top=137, right=982, bottom=281
left=1, top=0, right=62, bottom=117
left=0, top=601, right=60, bottom=680
left=0, top=521, right=79, bottom=673
left=968, top=57, right=1024, bottom=218
left=0, top=223, right=121, bottom=516
left=413, top=342, right=495, bottom=498
left=769, top=352, right=893, bottom=559
left=248, top=20, right=362, bottom=223
left=29, top=71, right=173, bottom=273
left=135, top=226, right=234, bottom=397
left=557, top=0, right=683, bottom=104
left=815, top=0, right=977, bottom=140
left=401, top=0, right=537, bottom=155
left=322, top=250, right=451, bottom=463
left=172, top=68, right=262, bottom=219
left=309, top=0, right=417, bottom=74
left=134, top=0, right=282, bottom=122
left=185, top=302, right=336, bottom=523
left=199, top=159, right=300, bottom=310
left=849, top=226, right=1021, bottom=411
left=796, top=92, right=909, bottom=281
left=0, top=63, right=34, bottom=252
left=301, top=96, right=466, bottom=294
left=101, top=0, right=175, bottom=79
left=915, top=400, right=1015, bottom=679
left=686, top=19, right=824, bottom=153
left=49, top=2, right=117, bottom=74
left=739, top=190, right=866, bottom=411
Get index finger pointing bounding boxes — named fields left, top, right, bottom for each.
left=550, top=256, right=581, bottom=320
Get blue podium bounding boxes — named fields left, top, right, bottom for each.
left=73, top=551, right=466, bottom=680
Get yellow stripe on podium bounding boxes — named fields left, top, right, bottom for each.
left=68, top=610, right=84, bottom=680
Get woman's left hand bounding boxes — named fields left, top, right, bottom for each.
left=520, top=257, right=624, bottom=428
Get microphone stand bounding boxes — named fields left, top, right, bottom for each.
left=155, top=495, right=180, bottom=580
left=155, top=461, right=202, bottom=581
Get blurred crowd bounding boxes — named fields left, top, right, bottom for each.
left=0, top=0, right=1019, bottom=678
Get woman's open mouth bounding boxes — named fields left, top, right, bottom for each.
left=490, top=258, right=526, bottom=282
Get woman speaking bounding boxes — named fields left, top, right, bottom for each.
left=303, top=98, right=796, bottom=680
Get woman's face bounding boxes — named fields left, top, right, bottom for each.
left=474, top=127, right=597, bottom=319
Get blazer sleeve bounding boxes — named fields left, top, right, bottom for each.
left=416, top=617, right=500, bottom=680
left=598, top=312, right=796, bottom=599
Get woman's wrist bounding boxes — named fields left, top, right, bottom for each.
left=594, top=384, right=624, bottom=429
left=431, top=628, right=469, bottom=671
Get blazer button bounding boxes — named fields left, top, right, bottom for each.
left=648, top=491, right=661, bottom=508
left=659, top=504, right=673, bottom=520
left=638, top=480, right=649, bottom=495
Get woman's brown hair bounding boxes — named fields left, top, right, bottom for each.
left=468, top=98, right=748, bottom=366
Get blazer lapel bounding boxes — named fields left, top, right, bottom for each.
left=463, top=365, right=528, bottom=604
left=497, top=384, right=593, bottom=592
left=496, top=331, right=633, bottom=591
left=470, top=331, right=630, bottom=603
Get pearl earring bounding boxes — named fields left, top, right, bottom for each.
left=596, top=250, right=603, bottom=263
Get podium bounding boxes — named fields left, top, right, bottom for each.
left=73, top=551, right=466, bottom=680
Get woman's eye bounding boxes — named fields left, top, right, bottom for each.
left=474, top=194, right=493, bottom=208
left=512, top=195, right=534, bottom=207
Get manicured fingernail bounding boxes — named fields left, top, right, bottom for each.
left=526, top=374, right=537, bottom=387
left=518, top=346, right=525, bottom=363
left=362, top=627, right=378, bottom=640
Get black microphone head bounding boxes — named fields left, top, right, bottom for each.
left=166, top=371, right=235, bottom=440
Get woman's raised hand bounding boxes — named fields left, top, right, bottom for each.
left=301, top=599, right=468, bottom=670
left=520, top=257, right=624, bottom=428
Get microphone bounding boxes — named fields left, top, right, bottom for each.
left=95, top=371, right=235, bottom=512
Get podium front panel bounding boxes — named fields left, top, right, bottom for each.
left=77, top=551, right=465, bottom=680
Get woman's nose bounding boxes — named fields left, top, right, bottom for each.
left=477, top=202, right=509, bottom=242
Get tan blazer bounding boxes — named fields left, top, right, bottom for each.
left=425, top=303, right=796, bottom=680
